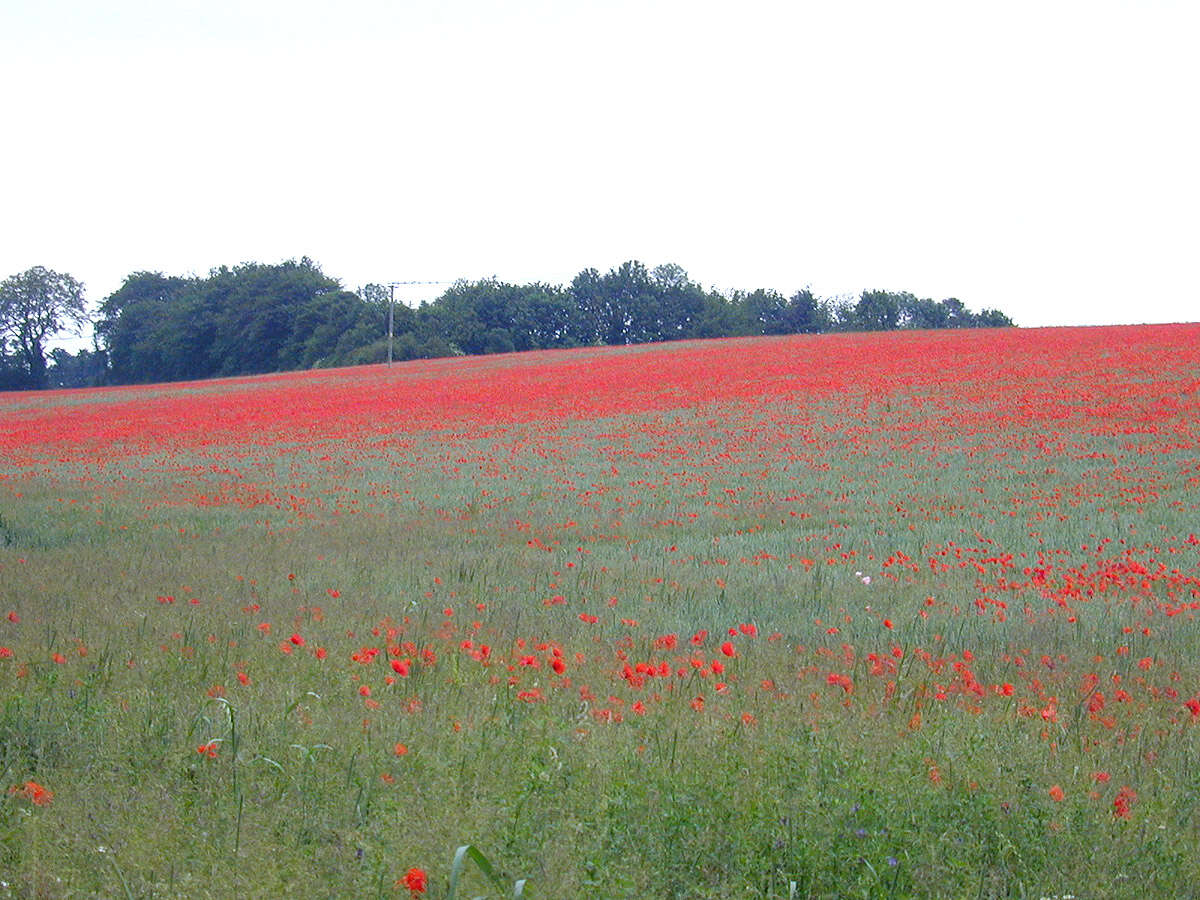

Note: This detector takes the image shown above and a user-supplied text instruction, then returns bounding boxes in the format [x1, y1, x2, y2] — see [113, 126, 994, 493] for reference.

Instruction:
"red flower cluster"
[9, 780, 52, 805]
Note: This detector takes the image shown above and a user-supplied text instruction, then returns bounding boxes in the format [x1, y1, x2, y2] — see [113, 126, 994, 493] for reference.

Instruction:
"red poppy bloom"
[9, 780, 53, 805]
[1113, 786, 1136, 819]
[401, 866, 427, 894]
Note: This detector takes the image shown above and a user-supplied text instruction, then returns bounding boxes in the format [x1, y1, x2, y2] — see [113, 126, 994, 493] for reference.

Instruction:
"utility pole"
[387, 283, 395, 365]
[384, 280, 452, 365]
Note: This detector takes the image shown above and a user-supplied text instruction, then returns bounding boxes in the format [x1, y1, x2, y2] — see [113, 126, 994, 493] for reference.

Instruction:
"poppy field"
[2, 324, 1200, 898]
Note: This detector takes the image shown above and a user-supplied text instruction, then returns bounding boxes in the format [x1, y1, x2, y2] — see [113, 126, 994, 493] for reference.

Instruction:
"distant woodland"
[1, 258, 1014, 390]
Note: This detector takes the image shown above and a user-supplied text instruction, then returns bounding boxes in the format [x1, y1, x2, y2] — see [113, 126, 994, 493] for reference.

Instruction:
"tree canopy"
[4, 258, 1016, 389]
[0, 266, 89, 389]
[96, 258, 384, 384]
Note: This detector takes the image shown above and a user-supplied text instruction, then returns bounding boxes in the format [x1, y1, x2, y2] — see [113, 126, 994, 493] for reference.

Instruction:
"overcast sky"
[2, 0, 1197, 345]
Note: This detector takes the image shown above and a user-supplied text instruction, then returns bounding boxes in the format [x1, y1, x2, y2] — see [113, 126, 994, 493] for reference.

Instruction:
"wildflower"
[1049, 785, 1064, 802]
[9, 780, 52, 805]
[196, 741, 219, 758]
[393, 742, 408, 757]
[925, 759, 942, 786]
[1113, 786, 1136, 819]
[720, 641, 736, 657]
[399, 866, 427, 894]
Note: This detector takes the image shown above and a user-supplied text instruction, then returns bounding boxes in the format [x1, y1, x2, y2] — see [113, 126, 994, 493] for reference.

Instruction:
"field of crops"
[2, 324, 1200, 898]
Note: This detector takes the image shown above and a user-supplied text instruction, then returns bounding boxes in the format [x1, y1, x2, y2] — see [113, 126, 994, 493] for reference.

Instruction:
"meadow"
[2, 324, 1200, 898]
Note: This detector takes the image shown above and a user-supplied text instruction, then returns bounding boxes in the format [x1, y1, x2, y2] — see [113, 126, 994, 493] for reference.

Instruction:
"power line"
[384, 280, 454, 365]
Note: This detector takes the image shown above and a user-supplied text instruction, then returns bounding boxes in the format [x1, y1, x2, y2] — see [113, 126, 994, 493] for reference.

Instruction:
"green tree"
[784, 289, 824, 334]
[505, 283, 575, 350]
[47, 347, 108, 388]
[820, 296, 857, 331]
[0, 266, 89, 389]
[650, 263, 706, 339]
[691, 291, 741, 338]
[939, 297, 975, 328]
[897, 294, 948, 330]
[603, 261, 655, 344]
[975, 307, 1015, 328]
[854, 290, 902, 331]
[96, 272, 201, 383]
[567, 268, 607, 345]
[97, 260, 383, 384]
[736, 288, 791, 335]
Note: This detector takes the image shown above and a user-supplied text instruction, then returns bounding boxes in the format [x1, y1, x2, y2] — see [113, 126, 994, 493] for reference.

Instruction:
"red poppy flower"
[401, 866, 427, 894]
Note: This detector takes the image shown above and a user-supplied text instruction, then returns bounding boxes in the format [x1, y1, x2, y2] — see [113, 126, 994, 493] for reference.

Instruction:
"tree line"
[0, 259, 1014, 390]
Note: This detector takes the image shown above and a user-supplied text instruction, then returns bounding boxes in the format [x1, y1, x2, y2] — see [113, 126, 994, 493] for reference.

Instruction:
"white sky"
[2, 0, 1197, 347]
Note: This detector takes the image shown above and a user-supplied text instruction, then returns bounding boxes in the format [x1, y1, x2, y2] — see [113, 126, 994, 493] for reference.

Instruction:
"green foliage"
[0, 266, 89, 389]
[447, 844, 528, 899]
[46, 347, 108, 389]
[85, 259, 1017, 387]
[95, 259, 387, 384]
